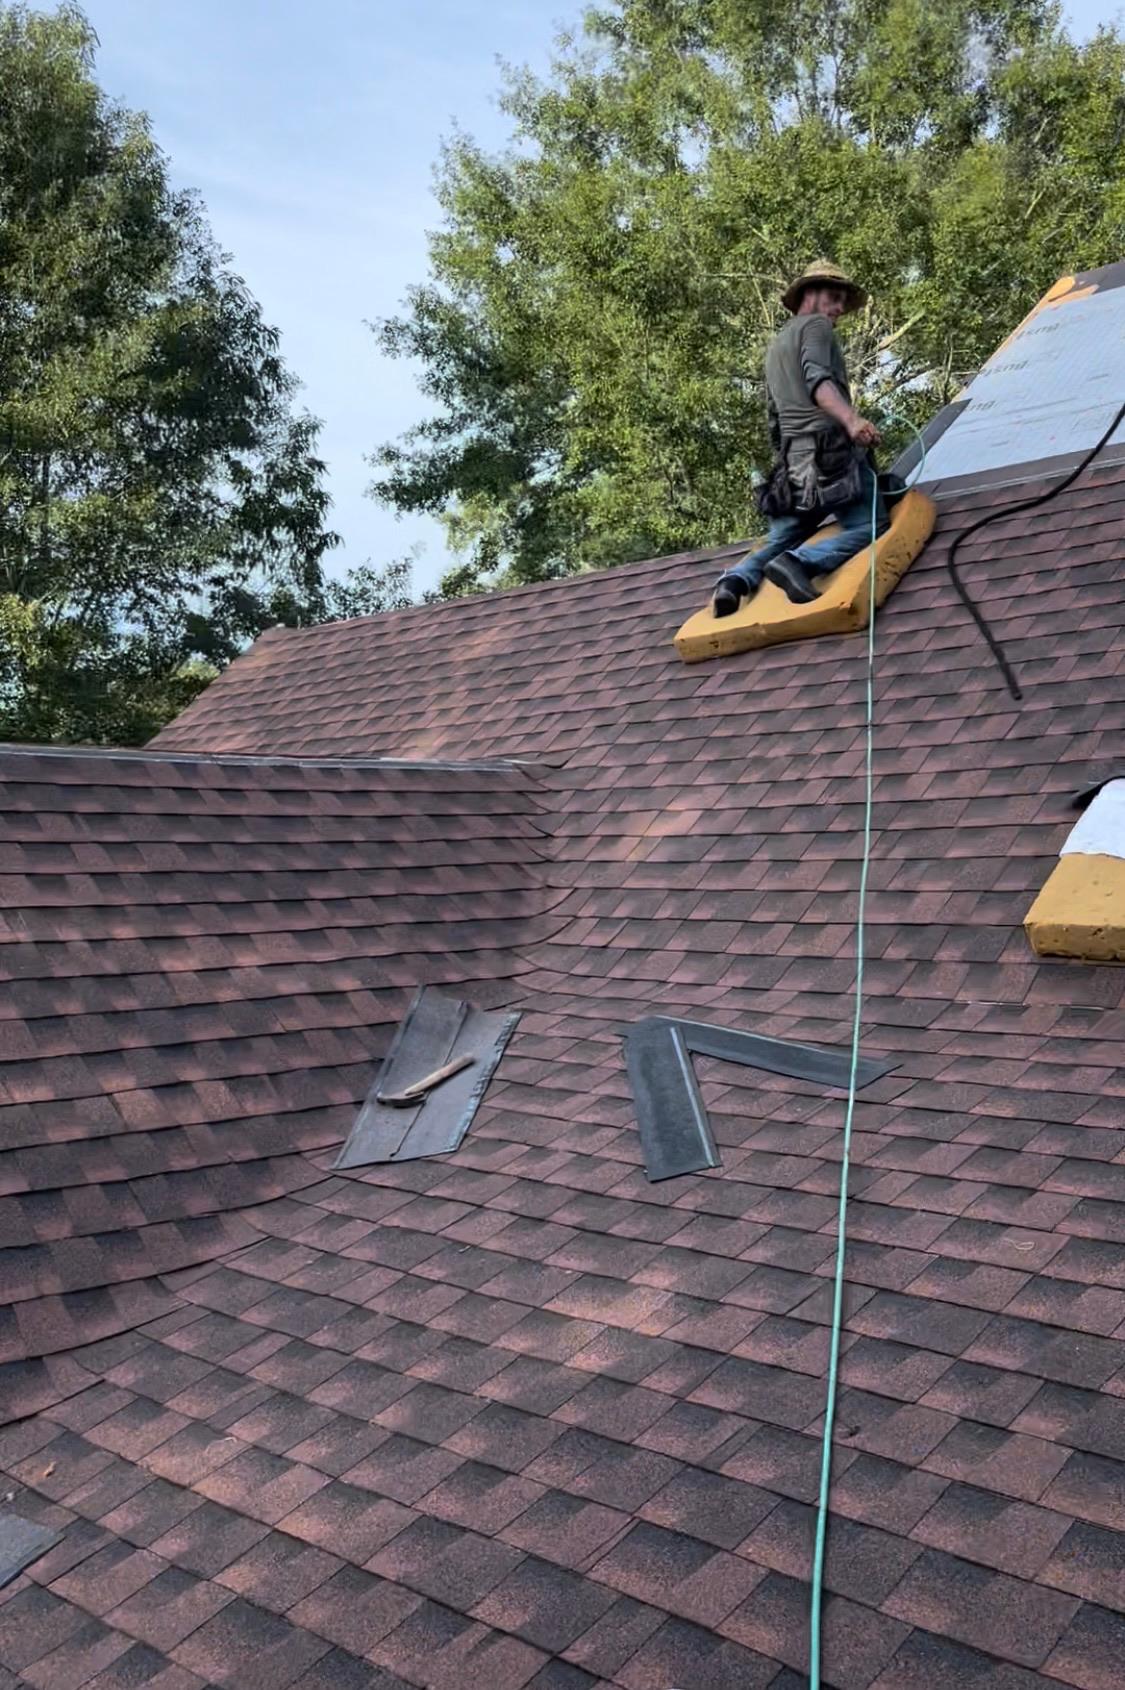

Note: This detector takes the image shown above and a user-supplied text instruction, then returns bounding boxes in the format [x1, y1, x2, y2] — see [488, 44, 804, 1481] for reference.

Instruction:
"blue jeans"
[728, 460, 888, 589]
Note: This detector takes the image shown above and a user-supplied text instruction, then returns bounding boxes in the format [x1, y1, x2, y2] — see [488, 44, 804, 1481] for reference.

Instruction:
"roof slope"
[0, 748, 558, 1383]
[2, 461, 1125, 1690]
[156, 464, 1125, 770]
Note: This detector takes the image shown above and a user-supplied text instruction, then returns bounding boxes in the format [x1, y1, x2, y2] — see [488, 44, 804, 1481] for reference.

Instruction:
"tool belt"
[755, 427, 866, 519]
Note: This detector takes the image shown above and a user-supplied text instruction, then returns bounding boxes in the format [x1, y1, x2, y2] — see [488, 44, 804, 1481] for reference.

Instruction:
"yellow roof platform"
[1025, 854, 1125, 963]
[674, 488, 937, 663]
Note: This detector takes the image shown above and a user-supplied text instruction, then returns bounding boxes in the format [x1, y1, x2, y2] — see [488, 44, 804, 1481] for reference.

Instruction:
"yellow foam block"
[1025, 853, 1125, 962]
[674, 489, 937, 663]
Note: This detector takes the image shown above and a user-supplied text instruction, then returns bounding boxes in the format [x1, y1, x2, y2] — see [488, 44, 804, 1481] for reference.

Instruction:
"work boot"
[764, 550, 819, 604]
[711, 572, 751, 618]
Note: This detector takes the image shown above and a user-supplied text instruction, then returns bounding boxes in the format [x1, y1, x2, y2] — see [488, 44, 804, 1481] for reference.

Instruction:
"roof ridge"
[0, 742, 545, 774]
[258, 538, 753, 642]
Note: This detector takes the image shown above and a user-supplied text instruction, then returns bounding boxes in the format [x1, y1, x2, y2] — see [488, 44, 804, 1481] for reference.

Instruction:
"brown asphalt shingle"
[1, 457, 1124, 1685]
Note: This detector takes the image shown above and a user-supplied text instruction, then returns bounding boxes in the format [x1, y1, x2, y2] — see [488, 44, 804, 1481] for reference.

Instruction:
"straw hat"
[781, 259, 867, 315]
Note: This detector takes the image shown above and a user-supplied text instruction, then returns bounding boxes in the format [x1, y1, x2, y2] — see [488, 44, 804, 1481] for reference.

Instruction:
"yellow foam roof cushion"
[1025, 854, 1125, 962]
[674, 488, 937, 663]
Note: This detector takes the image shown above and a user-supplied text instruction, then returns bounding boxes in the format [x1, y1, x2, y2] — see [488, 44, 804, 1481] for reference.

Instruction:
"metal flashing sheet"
[661, 1016, 897, 1090]
[625, 1018, 719, 1182]
[335, 988, 519, 1170]
[0, 1514, 61, 1588]
[627, 1016, 899, 1182]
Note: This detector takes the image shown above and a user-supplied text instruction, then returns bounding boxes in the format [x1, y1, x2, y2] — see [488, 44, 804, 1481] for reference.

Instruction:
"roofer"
[712, 260, 888, 616]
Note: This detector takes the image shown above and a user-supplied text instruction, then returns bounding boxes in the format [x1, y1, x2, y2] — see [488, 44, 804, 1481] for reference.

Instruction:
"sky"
[82, 0, 571, 596]
[82, 0, 1115, 597]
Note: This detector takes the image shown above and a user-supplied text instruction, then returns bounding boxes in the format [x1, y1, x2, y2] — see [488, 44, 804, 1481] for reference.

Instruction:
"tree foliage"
[323, 552, 416, 620]
[0, 3, 340, 743]
[371, 0, 1125, 594]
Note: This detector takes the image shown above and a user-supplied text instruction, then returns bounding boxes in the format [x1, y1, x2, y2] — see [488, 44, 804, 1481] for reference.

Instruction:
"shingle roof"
[0, 749, 557, 1385]
[3, 455, 1125, 1689]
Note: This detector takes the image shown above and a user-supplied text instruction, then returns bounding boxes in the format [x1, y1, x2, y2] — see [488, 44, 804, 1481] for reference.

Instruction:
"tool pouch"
[755, 458, 795, 520]
[813, 429, 864, 508]
[878, 470, 908, 508]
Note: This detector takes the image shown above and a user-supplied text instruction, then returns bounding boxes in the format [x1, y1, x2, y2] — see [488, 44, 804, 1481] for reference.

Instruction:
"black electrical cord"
[944, 396, 1125, 702]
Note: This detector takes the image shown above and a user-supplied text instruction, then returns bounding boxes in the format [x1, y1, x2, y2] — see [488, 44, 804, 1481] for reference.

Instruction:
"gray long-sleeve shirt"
[764, 312, 851, 451]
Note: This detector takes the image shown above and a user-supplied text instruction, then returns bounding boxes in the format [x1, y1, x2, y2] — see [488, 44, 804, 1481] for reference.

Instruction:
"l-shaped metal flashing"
[625, 1015, 898, 1181]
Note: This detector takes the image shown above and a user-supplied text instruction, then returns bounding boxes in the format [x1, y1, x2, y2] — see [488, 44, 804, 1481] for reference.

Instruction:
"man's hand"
[812, 381, 882, 448]
[846, 413, 882, 448]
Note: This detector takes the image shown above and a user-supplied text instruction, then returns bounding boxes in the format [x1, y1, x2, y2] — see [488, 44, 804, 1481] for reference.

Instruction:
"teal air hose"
[807, 424, 928, 1689]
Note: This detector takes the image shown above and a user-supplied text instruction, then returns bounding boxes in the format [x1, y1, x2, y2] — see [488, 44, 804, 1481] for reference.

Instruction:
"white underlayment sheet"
[922, 287, 1125, 481]
[1061, 780, 1125, 862]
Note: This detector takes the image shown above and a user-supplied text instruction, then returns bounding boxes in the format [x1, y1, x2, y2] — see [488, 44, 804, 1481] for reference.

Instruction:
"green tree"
[0, 2, 339, 743]
[371, 0, 1125, 594]
[323, 551, 417, 620]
